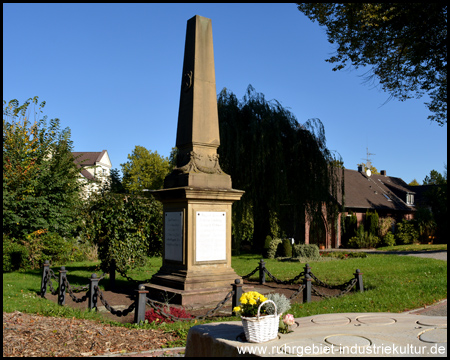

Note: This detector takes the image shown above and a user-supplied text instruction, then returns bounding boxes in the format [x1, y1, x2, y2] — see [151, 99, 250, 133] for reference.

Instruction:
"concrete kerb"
[184, 310, 447, 357]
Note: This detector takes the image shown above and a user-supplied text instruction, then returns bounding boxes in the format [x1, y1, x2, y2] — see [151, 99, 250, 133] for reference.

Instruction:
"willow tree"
[217, 85, 344, 252]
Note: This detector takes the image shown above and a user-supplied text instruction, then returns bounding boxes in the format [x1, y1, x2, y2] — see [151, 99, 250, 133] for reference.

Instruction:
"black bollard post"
[354, 269, 364, 293]
[259, 259, 266, 285]
[232, 279, 243, 315]
[40, 260, 50, 297]
[89, 273, 99, 310]
[58, 266, 67, 305]
[303, 273, 312, 303]
[304, 263, 311, 276]
[134, 284, 149, 324]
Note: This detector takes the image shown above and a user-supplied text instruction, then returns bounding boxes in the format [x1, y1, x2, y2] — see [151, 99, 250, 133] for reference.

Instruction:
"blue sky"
[3, 3, 447, 184]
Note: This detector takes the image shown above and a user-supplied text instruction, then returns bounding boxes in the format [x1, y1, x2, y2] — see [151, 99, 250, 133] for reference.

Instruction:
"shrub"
[381, 232, 396, 247]
[395, 219, 419, 245]
[144, 307, 193, 324]
[342, 212, 357, 247]
[365, 210, 379, 236]
[378, 216, 395, 238]
[263, 235, 272, 258]
[263, 293, 291, 315]
[348, 226, 380, 249]
[292, 244, 320, 260]
[3, 234, 29, 272]
[278, 239, 293, 258]
[266, 238, 282, 259]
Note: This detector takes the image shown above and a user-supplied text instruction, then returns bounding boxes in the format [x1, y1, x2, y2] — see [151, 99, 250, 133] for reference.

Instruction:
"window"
[406, 193, 414, 205]
[383, 194, 391, 201]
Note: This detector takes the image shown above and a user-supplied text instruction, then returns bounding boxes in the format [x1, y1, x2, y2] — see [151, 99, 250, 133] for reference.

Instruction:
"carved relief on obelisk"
[164, 15, 231, 189]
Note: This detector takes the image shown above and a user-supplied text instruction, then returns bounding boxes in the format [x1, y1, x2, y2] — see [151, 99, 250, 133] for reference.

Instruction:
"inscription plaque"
[195, 211, 226, 262]
[164, 211, 183, 261]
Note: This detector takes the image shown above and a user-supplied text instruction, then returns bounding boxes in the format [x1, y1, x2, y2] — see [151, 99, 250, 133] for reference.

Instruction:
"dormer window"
[406, 193, 414, 205]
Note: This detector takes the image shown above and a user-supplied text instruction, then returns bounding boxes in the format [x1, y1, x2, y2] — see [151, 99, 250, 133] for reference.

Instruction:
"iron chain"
[264, 268, 305, 285]
[95, 285, 136, 317]
[311, 278, 357, 299]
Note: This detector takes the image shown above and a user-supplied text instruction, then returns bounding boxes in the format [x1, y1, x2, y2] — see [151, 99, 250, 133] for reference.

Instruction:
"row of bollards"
[40, 261, 149, 324]
[232, 260, 364, 314]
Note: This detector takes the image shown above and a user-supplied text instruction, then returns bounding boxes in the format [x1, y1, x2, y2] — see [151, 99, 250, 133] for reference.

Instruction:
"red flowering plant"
[145, 306, 193, 324]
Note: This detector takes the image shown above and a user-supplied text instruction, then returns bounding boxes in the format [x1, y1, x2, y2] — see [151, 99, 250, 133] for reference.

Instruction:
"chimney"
[380, 170, 387, 176]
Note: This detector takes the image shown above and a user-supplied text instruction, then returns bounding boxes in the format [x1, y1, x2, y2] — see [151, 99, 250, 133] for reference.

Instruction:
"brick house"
[304, 166, 416, 249]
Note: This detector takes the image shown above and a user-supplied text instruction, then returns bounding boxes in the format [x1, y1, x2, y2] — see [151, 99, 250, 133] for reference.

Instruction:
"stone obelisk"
[146, 15, 244, 307]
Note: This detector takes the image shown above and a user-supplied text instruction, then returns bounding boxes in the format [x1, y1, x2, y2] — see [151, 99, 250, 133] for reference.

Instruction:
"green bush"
[348, 226, 380, 249]
[263, 235, 272, 258]
[278, 239, 293, 258]
[395, 220, 419, 245]
[342, 212, 357, 248]
[82, 191, 163, 273]
[365, 210, 379, 236]
[381, 232, 396, 247]
[266, 238, 282, 259]
[292, 244, 320, 260]
[3, 234, 29, 272]
[378, 216, 395, 238]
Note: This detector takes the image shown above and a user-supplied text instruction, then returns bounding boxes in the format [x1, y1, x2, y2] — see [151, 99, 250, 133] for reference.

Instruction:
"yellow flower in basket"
[235, 291, 268, 318]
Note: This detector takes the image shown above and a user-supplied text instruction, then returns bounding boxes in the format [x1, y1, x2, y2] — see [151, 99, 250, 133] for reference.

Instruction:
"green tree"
[422, 167, 447, 243]
[297, 3, 447, 125]
[217, 85, 343, 252]
[3, 97, 84, 240]
[121, 146, 172, 193]
[408, 179, 420, 186]
[109, 168, 125, 193]
[423, 169, 447, 185]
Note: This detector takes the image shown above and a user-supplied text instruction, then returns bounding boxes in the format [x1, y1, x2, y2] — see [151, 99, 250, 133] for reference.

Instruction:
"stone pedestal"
[146, 187, 243, 306]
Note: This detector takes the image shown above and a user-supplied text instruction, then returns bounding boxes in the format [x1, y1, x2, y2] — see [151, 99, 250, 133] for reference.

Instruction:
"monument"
[145, 15, 244, 307]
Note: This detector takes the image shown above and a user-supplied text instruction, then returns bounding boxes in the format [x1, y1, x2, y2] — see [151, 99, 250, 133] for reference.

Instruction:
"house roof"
[341, 169, 414, 212]
[72, 151, 107, 167]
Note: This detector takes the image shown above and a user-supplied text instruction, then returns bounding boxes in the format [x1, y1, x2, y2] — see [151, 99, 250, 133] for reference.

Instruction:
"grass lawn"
[3, 247, 447, 345]
[376, 243, 447, 252]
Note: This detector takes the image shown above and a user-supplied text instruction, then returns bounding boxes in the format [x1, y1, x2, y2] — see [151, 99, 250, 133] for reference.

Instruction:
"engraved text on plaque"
[164, 211, 183, 261]
[195, 211, 226, 262]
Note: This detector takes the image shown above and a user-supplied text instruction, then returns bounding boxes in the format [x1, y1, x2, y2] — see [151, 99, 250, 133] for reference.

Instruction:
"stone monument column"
[146, 15, 244, 307]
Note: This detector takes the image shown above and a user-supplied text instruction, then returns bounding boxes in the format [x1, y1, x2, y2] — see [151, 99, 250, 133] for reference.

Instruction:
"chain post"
[232, 279, 243, 315]
[40, 260, 50, 297]
[58, 266, 67, 305]
[354, 269, 364, 292]
[134, 284, 149, 324]
[89, 273, 99, 310]
[303, 273, 312, 303]
[304, 263, 311, 276]
[259, 259, 266, 284]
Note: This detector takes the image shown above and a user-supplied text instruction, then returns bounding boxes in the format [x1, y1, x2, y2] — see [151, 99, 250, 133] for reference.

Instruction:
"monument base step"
[145, 283, 235, 308]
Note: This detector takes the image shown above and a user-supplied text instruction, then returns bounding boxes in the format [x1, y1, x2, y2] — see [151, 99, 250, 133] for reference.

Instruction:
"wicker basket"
[241, 300, 280, 343]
